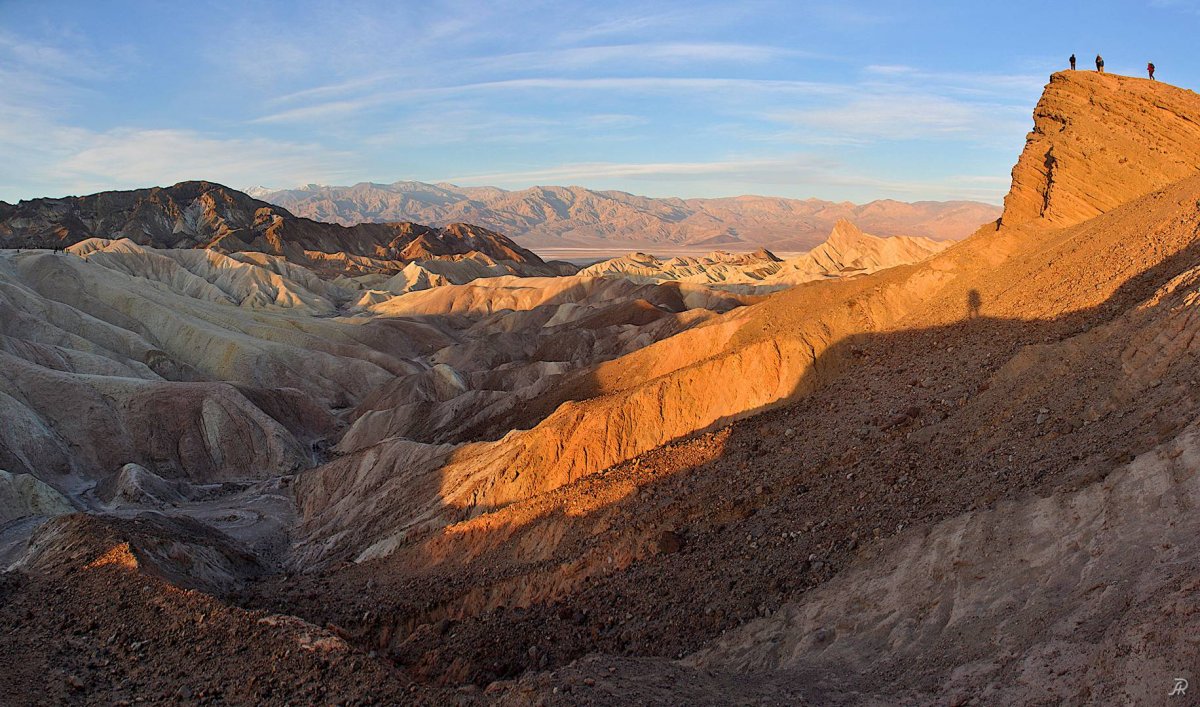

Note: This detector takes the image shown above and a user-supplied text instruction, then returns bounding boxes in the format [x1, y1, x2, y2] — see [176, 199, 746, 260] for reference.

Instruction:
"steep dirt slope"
[255, 180, 1000, 251]
[261, 169, 1200, 681]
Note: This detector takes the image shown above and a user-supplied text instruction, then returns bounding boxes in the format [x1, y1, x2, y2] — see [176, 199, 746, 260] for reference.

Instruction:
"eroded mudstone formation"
[4, 71, 1200, 705]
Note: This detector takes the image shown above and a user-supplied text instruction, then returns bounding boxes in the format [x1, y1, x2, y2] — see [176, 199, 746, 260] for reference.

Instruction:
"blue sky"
[2, 0, 1198, 204]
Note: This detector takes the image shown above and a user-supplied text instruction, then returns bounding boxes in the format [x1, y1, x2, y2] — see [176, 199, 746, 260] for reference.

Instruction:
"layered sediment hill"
[804, 218, 946, 271]
[253, 181, 1000, 251]
[1002, 70, 1200, 227]
[579, 219, 948, 292]
[0, 181, 559, 276]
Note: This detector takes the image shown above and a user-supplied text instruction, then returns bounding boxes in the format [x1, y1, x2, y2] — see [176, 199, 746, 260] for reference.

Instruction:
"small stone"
[656, 530, 685, 555]
[66, 675, 85, 691]
[784, 428, 796, 438]
[583, 677, 596, 687]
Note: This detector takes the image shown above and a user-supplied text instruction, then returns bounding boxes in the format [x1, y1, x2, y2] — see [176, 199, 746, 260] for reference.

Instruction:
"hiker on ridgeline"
[1070, 53, 1076, 70]
[1148, 62, 1156, 80]
[1096, 54, 1105, 73]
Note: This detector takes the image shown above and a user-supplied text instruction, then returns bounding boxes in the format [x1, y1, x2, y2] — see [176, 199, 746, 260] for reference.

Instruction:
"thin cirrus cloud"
[362, 110, 650, 147]
[0, 33, 353, 199]
[262, 41, 811, 110]
[253, 76, 845, 125]
[764, 94, 1029, 144]
[444, 157, 821, 183]
[551, 9, 709, 44]
[12, 128, 354, 198]
[440, 158, 1008, 202]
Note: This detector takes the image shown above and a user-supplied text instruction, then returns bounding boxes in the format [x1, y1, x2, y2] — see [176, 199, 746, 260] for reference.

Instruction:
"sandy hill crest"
[580, 218, 948, 291]
[0, 181, 554, 276]
[1003, 70, 1200, 228]
[804, 217, 946, 272]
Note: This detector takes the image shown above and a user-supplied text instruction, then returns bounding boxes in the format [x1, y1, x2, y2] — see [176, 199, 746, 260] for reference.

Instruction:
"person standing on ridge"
[1148, 62, 1156, 80]
[1096, 54, 1105, 73]
[1070, 54, 1076, 70]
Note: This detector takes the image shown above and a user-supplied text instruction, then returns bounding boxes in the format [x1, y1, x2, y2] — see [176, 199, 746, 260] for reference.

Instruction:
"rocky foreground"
[2, 70, 1200, 705]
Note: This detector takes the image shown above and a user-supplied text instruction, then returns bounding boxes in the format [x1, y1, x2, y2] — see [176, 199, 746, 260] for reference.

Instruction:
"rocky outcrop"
[0, 181, 556, 276]
[0, 470, 73, 524]
[802, 218, 946, 272]
[1002, 71, 1200, 227]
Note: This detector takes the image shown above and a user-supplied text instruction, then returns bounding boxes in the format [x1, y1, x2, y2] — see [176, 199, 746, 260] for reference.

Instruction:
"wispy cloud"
[265, 41, 808, 109]
[861, 64, 1047, 97]
[764, 93, 1028, 144]
[361, 109, 649, 147]
[50, 129, 354, 193]
[440, 157, 1008, 202]
[443, 157, 824, 184]
[552, 10, 696, 44]
[254, 76, 843, 124]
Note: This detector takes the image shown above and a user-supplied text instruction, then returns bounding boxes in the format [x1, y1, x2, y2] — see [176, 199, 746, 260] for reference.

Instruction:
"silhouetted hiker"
[1070, 54, 1076, 70]
[1096, 55, 1105, 73]
[1148, 62, 1156, 80]
[967, 289, 982, 319]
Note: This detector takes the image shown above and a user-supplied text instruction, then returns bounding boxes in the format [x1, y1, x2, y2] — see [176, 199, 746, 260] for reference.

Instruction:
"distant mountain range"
[247, 182, 1002, 252]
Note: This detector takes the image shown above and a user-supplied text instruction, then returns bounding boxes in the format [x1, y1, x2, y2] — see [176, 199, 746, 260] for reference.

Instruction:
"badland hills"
[2, 70, 1200, 704]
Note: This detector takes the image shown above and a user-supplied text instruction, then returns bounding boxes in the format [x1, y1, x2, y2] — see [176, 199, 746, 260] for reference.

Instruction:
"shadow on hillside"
[340, 276, 751, 446]
[260, 232, 1200, 686]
